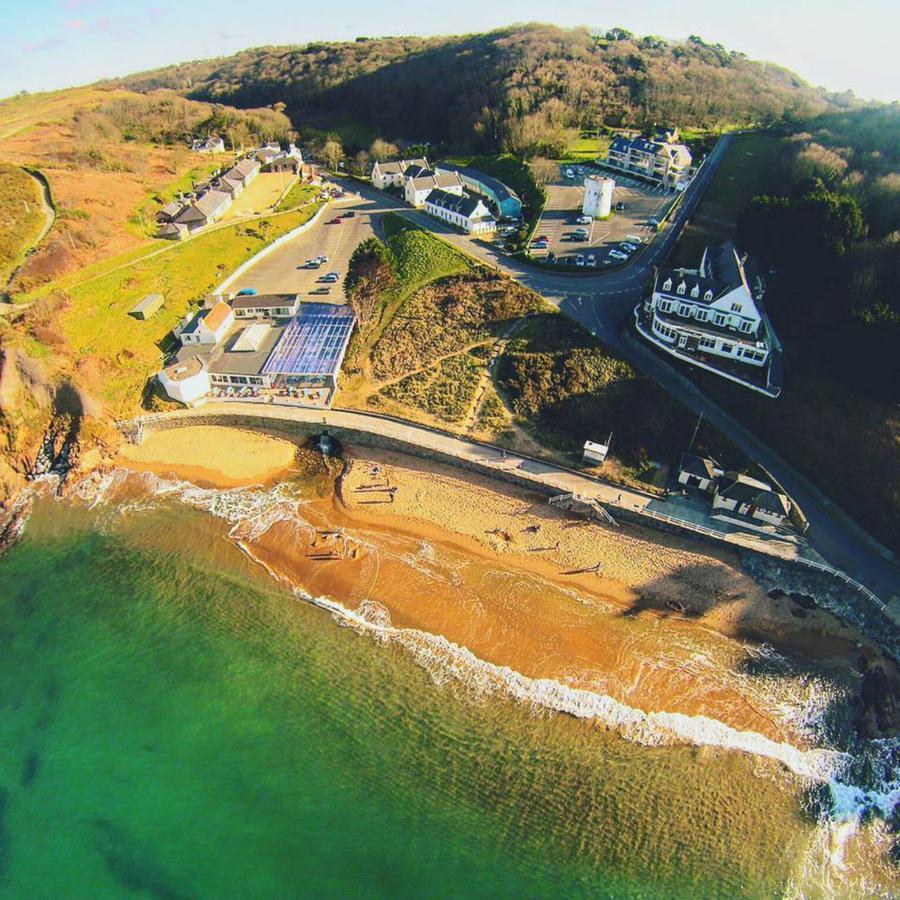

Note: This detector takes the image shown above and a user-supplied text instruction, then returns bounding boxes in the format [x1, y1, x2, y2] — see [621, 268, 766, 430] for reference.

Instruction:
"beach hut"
[129, 293, 165, 320]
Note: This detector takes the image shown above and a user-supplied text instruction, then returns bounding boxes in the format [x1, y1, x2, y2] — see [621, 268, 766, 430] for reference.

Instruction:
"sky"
[2, 0, 898, 103]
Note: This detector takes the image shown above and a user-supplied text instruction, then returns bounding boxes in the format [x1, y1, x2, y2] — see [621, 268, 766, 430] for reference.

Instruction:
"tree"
[353, 150, 372, 176]
[530, 158, 558, 185]
[370, 138, 399, 162]
[321, 140, 344, 171]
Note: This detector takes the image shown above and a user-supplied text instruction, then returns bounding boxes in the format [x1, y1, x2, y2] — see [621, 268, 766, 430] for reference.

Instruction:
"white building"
[176, 301, 235, 346]
[424, 189, 497, 234]
[231, 294, 301, 320]
[405, 170, 464, 207]
[157, 357, 212, 406]
[371, 157, 429, 190]
[677, 453, 724, 492]
[191, 135, 225, 154]
[583, 175, 615, 218]
[712, 473, 791, 527]
[640, 241, 776, 375]
[606, 128, 693, 189]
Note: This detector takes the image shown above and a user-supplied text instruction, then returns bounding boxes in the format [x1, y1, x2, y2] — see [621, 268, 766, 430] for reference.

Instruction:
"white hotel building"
[636, 242, 782, 396]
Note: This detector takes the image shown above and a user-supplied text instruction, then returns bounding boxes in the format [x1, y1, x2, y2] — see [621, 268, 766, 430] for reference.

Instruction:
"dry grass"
[0, 164, 45, 284]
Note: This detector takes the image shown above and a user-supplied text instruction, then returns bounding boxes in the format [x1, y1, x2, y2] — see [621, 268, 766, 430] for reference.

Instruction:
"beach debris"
[562, 561, 604, 575]
[666, 599, 688, 615]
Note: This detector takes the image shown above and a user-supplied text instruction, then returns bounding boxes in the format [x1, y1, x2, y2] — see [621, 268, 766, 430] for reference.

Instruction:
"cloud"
[67, 18, 88, 31]
[24, 38, 64, 53]
[57, 0, 97, 10]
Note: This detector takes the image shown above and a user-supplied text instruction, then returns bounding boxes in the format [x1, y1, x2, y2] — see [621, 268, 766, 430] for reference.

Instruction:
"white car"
[609, 250, 628, 261]
[586, 254, 597, 267]
[577, 215, 592, 225]
[625, 235, 643, 245]
[621, 243, 638, 252]
[575, 254, 585, 267]
[565, 169, 575, 179]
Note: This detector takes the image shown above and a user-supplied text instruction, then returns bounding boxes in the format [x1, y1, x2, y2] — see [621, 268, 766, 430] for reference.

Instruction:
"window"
[699, 337, 717, 350]
[721, 343, 734, 354]
[695, 309, 709, 322]
[740, 321, 754, 334]
[730, 302, 743, 312]
[678, 304, 690, 317]
[658, 299, 672, 313]
[713, 313, 727, 326]
[676, 282, 686, 295]
[662, 277, 672, 292]
[704, 290, 713, 301]
[690, 284, 700, 298]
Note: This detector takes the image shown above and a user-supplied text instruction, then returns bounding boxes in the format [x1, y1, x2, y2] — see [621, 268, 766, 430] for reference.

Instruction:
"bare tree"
[321, 139, 345, 171]
[353, 149, 372, 176]
[530, 157, 558, 185]
[370, 138, 399, 162]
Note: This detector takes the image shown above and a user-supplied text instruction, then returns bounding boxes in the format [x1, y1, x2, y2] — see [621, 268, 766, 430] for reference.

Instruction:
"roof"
[718, 473, 790, 515]
[375, 157, 428, 176]
[435, 163, 521, 205]
[232, 323, 271, 352]
[186, 190, 231, 220]
[231, 293, 299, 311]
[655, 269, 730, 305]
[679, 453, 721, 480]
[130, 293, 164, 315]
[261, 303, 356, 378]
[408, 171, 462, 192]
[162, 356, 206, 383]
[233, 158, 260, 178]
[701, 241, 746, 289]
[202, 300, 233, 332]
[426, 188, 492, 219]
[207, 323, 286, 377]
[158, 201, 183, 219]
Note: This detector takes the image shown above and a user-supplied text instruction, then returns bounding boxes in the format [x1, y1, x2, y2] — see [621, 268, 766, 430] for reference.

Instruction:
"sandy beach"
[117, 425, 298, 487]
[112, 426, 897, 743]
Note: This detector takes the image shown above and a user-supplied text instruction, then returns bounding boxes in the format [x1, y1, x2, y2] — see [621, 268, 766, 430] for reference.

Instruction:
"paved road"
[228, 142, 900, 602]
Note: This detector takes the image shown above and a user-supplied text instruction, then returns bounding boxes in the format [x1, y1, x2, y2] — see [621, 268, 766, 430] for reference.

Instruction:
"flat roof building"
[129, 293, 164, 320]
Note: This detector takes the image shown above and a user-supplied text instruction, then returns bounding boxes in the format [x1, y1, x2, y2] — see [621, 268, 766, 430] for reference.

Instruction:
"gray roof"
[679, 453, 721, 480]
[702, 241, 746, 289]
[194, 190, 231, 218]
[207, 323, 286, 377]
[425, 188, 491, 219]
[409, 171, 461, 192]
[232, 294, 299, 311]
[718, 473, 789, 515]
[233, 157, 260, 178]
[435, 163, 521, 205]
[375, 157, 429, 176]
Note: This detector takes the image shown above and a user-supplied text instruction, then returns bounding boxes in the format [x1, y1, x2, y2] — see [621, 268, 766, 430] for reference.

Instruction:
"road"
[225, 140, 900, 603]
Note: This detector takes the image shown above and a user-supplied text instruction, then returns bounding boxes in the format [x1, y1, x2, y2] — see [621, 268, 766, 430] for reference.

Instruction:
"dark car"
[342, 210, 356, 218]
[311, 287, 332, 295]
[615, 201, 626, 211]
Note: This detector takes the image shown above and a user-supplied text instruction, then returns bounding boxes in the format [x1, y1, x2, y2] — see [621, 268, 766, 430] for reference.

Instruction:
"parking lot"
[531, 165, 674, 268]
[229, 194, 384, 300]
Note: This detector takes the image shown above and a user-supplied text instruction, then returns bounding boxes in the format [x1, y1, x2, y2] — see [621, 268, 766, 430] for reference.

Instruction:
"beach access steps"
[549, 492, 619, 528]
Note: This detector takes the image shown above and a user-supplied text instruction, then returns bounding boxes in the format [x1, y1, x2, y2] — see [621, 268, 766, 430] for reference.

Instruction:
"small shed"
[129, 294, 165, 320]
[583, 435, 611, 465]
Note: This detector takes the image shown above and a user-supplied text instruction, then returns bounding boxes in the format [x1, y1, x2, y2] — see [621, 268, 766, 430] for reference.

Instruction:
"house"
[231, 294, 301, 319]
[254, 142, 283, 164]
[157, 356, 212, 406]
[404, 170, 464, 207]
[157, 221, 189, 241]
[174, 189, 233, 231]
[677, 453, 724, 492]
[424, 189, 497, 234]
[712, 473, 791, 527]
[605, 133, 692, 189]
[191, 135, 225, 154]
[176, 300, 235, 346]
[220, 157, 261, 196]
[156, 200, 184, 223]
[265, 156, 300, 175]
[434, 164, 523, 219]
[370, 157, 429, 190]
[129, 293, 165, 321]
[637, 241, 782, 395]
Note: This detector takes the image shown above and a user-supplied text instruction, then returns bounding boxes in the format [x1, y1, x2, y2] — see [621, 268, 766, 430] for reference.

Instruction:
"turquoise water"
[0, 495, 884, 897]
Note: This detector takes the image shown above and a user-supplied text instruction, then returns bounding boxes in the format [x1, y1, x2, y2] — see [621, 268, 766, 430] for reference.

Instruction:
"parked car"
[615, 201, 626, 211]
[533, 235, 550, 244]
[626, 234, 644, 244]
[330, 217, 343, 224]
[343, 210, 356, 218]
[572, 233, 589, 242]
[565, 168, 575, 179]
[586, 254, 596, 267]
[316, 255, 329, 264]
[574, 227, 588, 235]
[305, 260, 322, 269]
[311, 287, 332, 295]
[621, 242, 638, 252]
[609, 249, 628, 260]
[576, 215, 592, 225]
[575, 254, 585, 267]
[236, 288, 257, 296]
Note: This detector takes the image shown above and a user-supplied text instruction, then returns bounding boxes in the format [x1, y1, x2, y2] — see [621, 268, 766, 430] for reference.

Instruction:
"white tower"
[583, 175, 615, 219]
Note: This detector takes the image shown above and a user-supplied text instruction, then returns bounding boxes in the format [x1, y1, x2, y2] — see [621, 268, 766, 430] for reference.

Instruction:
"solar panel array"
[261, 303, 356, 378]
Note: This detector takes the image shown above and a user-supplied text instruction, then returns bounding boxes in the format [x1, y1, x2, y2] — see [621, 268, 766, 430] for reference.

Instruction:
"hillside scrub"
[380, 352, 483, 423]
[0, 164, 46, 285]
[498, 315, 743, 469]
[113, 25, 833, 154]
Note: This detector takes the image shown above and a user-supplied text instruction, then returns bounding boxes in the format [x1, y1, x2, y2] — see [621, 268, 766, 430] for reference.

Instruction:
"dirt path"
[3, 167, 56, 299]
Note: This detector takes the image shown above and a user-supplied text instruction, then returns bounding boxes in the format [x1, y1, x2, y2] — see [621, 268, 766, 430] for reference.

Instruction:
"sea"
[0, 470, 897, 898]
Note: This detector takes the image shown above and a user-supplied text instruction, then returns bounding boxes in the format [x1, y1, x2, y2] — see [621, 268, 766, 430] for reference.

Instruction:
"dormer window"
[690, 284, 700, 298]
[704, 290, 713, 301]
[730, 302, 743, 313]
[676, 282, 686, 295]
[663, 277, 672, 292]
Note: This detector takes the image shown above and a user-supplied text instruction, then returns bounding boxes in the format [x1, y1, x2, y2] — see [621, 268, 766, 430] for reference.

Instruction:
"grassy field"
[9, 203, 322, 415]
[132, 160, 227, 235]
[0, 164, 46, 285]
[672, 132, 788, 263]
[276, 182, 319, 212]
[557, 135, 609, 163]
